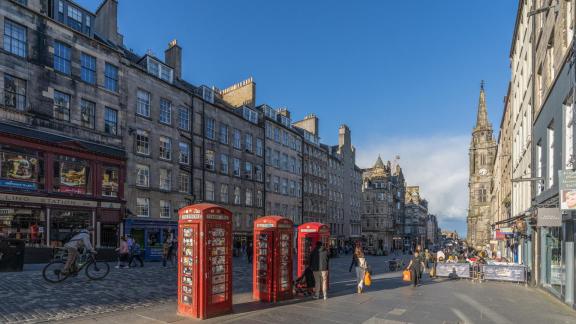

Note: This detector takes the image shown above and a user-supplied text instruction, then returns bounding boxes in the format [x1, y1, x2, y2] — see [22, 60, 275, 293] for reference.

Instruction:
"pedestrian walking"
[115, 236, 130, 269]
[349, 245, 368, 294]
[246, 241, 253, 263]
[166, 232, 176, 265]
[129, 239, 144, 267]
[162, 237, 173, 267]
[309, 241, 329, 300]
[406, 251, 425, 287]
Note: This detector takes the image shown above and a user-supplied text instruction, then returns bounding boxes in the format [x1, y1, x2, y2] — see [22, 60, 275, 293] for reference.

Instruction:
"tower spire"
[475, 81, 489, 129]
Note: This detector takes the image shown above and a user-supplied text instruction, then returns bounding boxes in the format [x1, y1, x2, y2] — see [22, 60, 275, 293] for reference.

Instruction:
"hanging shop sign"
[559, 170, 576, 210]
[499, 227, 514, 234]
[536, 207, 561, 227]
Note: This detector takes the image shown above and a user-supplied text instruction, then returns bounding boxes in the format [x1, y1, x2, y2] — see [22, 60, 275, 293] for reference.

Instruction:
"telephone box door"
[298, 236, 312, 278]
[255, 232, 274, 301]
[205, 221, 232, 317]
[178, 223, 199, 316]
[277, 231, 293, 300]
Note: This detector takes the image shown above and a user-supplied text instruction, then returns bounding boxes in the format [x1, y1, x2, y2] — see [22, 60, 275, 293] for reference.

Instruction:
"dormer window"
[243, 107, 258, 124]
[67, 6, 82, 31]
[146, 56, 173, 83]
[52, 1, 94, 36]
[279, 115, 291, 127]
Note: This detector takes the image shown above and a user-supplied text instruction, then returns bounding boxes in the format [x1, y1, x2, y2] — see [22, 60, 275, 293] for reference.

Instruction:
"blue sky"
[80, 0, 518, 235]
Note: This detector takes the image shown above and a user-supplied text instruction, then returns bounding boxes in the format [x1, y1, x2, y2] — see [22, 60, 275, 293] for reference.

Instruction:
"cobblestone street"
[1, 255, 575, 324]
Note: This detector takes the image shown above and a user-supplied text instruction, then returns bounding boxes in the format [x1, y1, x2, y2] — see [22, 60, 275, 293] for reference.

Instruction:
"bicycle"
[42, 248, 110, 283]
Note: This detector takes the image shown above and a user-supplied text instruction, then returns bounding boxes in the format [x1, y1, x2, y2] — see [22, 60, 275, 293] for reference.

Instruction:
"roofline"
[509, 0, 526, 58]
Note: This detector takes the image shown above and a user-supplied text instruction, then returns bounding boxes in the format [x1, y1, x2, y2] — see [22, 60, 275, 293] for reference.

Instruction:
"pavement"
[0, 254, 574, 324]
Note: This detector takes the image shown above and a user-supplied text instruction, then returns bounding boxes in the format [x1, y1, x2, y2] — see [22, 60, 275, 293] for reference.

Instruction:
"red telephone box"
[252, 216, 294, 302]
[297, 222, 330, 279]
[177, 203, 232, 319]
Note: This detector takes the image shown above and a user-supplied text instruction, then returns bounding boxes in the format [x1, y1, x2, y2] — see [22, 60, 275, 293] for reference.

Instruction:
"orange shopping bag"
[402, 270, 411, 282]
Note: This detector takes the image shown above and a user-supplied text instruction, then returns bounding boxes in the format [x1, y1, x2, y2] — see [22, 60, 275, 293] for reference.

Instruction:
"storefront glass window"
[53, 156, 91, 194]
[546, 227, 565, 296]
[0, 146, 44, 190]
[0, 208, 46, 246]
[102, 166, 119, 197]
[50, 210, 91, 247]
[100, 224, 118, 249]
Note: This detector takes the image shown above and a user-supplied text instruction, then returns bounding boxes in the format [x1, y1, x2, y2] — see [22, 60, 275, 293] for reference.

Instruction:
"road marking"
[135, 314, 167, 323]
[388, 308, 406, 316]
[362, 317, 412, 324]
[454, 293, 512, 324]
[451, 307, 475, 324]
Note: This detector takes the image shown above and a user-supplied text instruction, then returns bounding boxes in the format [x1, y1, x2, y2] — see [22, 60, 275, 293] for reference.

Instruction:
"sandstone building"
[467, 85, 497, 248]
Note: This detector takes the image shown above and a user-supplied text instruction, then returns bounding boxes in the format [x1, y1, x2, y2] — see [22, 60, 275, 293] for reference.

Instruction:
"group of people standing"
[115, 234, 144, 269]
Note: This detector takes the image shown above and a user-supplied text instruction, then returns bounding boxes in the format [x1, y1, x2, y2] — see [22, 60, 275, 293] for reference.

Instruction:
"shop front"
[124, 218, 177, 261]
[537, 205, 574, 308]
[0, 123, 125, 263]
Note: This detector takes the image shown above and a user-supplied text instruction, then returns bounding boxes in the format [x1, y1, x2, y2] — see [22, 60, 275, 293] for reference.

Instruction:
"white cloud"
[356, 134, 469, 235]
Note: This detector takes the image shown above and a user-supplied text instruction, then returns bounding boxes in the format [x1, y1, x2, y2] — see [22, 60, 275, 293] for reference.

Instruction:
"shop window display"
[53, 156, 91, 194]
[546, 227, 565, 295]
[49, 210, 91, 247]
[0, 208, 45, 246]
[0, 147, 44, 190]
[102, 166, 119, 197]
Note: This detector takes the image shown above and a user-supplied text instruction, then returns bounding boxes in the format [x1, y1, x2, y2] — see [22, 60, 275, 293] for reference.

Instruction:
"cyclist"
[62, 226, 96, 275]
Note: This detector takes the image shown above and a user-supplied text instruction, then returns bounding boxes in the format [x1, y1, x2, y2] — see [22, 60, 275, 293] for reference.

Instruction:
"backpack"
[131, 242, 141, 255]
[63, 230, 80, 244]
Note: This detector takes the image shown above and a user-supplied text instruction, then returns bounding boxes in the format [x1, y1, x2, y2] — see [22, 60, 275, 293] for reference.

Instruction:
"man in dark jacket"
[309, 241, 329, 300]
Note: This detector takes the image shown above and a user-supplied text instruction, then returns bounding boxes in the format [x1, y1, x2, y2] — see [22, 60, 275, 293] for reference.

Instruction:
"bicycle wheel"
[42, 261, 69, 283]
[85, 260, 110, 280]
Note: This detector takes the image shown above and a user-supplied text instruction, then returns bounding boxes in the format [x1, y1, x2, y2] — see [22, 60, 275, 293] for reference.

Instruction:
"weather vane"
[480, 80, 486, 90]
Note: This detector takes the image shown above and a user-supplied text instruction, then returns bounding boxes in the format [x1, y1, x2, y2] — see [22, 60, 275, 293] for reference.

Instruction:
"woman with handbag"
[406, 251, 425, 287]
[349, 245, 369, 293]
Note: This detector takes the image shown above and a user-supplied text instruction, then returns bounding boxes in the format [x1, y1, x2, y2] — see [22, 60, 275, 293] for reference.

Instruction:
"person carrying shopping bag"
[406, 251, 426, 287]
[349, 245, 369, 294]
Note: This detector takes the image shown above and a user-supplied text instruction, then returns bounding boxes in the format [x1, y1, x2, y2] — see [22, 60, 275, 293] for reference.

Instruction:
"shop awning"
[492, 212, 530, 227]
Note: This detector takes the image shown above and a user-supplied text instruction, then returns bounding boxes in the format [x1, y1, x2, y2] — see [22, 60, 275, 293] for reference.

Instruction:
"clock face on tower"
[478, 168, 488, 176]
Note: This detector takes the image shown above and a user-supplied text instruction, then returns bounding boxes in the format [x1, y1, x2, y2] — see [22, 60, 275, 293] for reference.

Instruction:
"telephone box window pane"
[181, 225, 196, 305]
[209, 225, 228, 304]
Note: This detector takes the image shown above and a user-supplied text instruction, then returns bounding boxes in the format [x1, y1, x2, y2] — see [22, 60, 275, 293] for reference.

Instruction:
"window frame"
[104, 63, 119, 92]
[135, 164, 150, 188]
[104, 107, 118, 135]
[53, 90, 71, 121]
[159, 98, 172, 125]
[3, 19, 27, 57]
[136, 89, 151, 117]
[53, 41, 71, 75]
[3, 74, 26, 111]
[80, 99, 95, 129]
[80, 52, 96, 84]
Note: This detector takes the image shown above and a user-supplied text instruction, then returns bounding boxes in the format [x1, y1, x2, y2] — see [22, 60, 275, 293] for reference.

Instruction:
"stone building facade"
[294, 114, 327, 224]
[529, 0, 575, 306]
[405, 186, 428, 250]
[335, 125, 363, 241]
[467, 85, 497, 248]
[0, 0, 126, 261]
[361, 157, 405, 254]
[120, 42, 194, 258]
[327, 145, 344, 246]
[260, 104, 303, 225]
[204, 79, 266, 245]
[490, 83, 512, 259]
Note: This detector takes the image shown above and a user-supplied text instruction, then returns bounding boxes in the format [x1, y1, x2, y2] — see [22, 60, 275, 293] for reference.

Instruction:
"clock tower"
[467, 83, 497, 248]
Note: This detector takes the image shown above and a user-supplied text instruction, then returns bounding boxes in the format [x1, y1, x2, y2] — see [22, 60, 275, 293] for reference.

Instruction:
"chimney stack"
[94, 0, 123, 46]
[165, 39, 182, 80]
